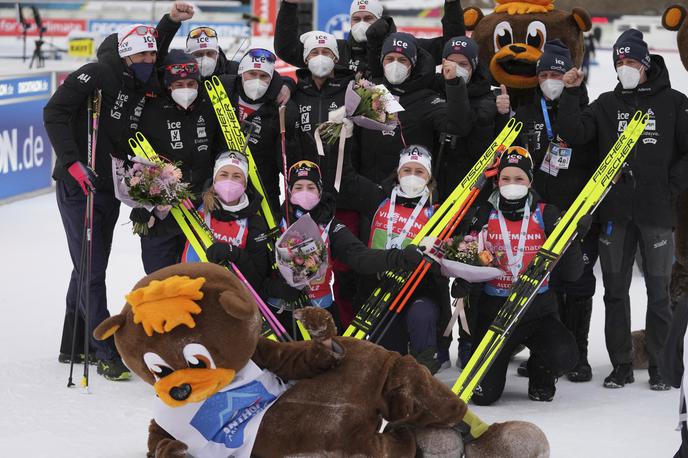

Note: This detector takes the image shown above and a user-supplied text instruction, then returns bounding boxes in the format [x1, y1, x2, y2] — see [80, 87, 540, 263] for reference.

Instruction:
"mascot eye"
[494, 21, 514, 50]
[143, 352, 174, 381]
[526, 21, 547, 51]
[183, 343, 216, 370]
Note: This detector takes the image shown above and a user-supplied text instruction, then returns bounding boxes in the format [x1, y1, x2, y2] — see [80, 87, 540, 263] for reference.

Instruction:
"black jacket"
[433, 64, 497, 201]
[354, 47, 468, 185]
[508, 86, 597, 212]
[208, 187, 271, 291]
[43, 14, 179, 192]
[218, 73, 297, 215]
[466, 190, 583, 322]
[557, 55, 688, 227]
[274, 0, 465, 75]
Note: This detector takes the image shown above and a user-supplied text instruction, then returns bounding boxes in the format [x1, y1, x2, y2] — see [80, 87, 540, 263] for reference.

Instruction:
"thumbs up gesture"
[496, 84, 511, 115]
[563, 68, 585, 88]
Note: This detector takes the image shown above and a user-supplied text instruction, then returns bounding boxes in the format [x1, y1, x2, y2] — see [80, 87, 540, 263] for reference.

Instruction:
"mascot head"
[663, 4, 688, 71]
[94, 263, 261, 407]
[464, 0, 591, 89]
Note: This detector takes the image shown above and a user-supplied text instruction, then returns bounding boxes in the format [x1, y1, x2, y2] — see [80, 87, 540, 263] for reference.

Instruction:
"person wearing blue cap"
[495, 40, 599, 383]
[558, 28, 688, 391]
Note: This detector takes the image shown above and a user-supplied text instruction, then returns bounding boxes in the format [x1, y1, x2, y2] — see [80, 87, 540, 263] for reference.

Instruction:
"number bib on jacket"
[368, 195, 433, 250]
[484, 203, 548, 296]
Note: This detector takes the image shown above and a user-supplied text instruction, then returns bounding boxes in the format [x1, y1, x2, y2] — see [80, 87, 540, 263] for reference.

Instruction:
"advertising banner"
[0, 73, 53, 200]
[0, 18, 86, 37]
[252, 0, 278, 38]
[315, 0, 351, 40]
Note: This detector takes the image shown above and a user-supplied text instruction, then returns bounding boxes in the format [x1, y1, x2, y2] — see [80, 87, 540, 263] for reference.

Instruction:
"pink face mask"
[214, 179, 245, 203]
[290, 190, 320, 210]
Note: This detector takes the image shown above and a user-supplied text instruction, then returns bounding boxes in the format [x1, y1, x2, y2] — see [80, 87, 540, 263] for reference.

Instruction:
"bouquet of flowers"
[276, 214, 328, 289]
[319, 77, 404, 144]
[438, 232, 505, 282]
[113, 157, 192, 236]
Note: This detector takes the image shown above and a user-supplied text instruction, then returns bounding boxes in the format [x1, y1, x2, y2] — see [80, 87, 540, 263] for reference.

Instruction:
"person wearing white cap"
[345, 145, 449, 374]
[210, 48, 296, 213]
[275, 0, 465, 75]
[182, 151, 271, 292]
[42, 1, 195, 382]
[185, 26, 222, 78]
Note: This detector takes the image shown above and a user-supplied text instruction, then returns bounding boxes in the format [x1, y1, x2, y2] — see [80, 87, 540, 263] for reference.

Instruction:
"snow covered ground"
[2, 48, 688, 456]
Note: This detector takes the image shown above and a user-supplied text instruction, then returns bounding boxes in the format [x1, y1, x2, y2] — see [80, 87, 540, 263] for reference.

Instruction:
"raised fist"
[170, 2, 194, 22]
[496, 84, 511, 115]
[563, 68, 585, 88]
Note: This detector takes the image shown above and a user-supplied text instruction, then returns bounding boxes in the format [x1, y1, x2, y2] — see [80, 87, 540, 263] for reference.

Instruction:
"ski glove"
[451, 278, 471, 299]
[366, 16, 396, 47]
[576, 214, 593, 239]
[396, 245, 424, 271]
[206, 242, 240, 265]
[67, 161, 96, 195]
[274, 281, 304, 303]
[130, 208, 153, 225]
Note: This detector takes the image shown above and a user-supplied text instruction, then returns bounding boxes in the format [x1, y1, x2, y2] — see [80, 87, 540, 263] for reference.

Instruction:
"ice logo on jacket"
[190, 380, 276, 448]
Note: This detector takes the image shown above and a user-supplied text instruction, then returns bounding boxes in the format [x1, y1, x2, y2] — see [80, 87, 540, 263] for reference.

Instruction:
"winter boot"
[562, 295, 593, 382]
[97, 357, 132, 381]
[458, 339, 472, 369]
[603, 363, 634, 388]
[649, 366, 671, 391]
[411, 346, 441, 375]
[517, 360, 529, 377]
[528, 360, 556, 402]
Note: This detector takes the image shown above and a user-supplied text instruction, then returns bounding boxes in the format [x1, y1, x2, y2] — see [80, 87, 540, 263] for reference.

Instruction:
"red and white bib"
[368, 191, 433, 250]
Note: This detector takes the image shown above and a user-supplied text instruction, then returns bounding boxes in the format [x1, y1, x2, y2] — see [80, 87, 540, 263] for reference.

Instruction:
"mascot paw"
[465, 421, 549, 458]
[415, 427, 464, 458]
[671, 262, 688, 301]
[155, 438, 188, 457]
[631, 329, 649, 370]
[293, 307, 337, 340]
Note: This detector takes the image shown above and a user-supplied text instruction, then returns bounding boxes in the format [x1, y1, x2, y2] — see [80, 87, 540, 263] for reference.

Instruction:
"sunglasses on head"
[122, 25, 158, 40]
[500, 147, 534, 168]
[166, 62, 199, 77]
[188, 27, 217, 39]
[246, 48, 276, 63]
[288, 160, 321, 180]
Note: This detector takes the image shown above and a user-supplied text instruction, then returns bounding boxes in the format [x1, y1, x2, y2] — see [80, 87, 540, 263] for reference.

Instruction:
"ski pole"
[278, 105, 290, 227]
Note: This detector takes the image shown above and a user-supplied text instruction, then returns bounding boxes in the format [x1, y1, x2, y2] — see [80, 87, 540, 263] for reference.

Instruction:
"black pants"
[140, 232, 187, 274]
[551, 223, 599, 297]
[472, 305, 577, 406]
[377, 296, 438, 356]
[599, 219, 673, 366]
[56, 180, 120, 361]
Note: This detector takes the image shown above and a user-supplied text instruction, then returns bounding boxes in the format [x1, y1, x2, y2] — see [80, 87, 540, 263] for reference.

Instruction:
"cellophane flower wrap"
[113, 157, 192, 236]
[276, 214, 328, 289]
[439, 232, 505, 282]
[319, 77, 404, 144]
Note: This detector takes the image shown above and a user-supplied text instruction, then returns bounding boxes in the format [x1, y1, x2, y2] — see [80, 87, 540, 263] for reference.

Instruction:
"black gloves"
[451, 278, 471, 299]
[577, 214, 593, 239]
[130, 208, 153, 224]
[274, 282, 304, 303]
[366, 16, 396, 47]
[396, 245, 424, 271]
[206, 242, 240, 265]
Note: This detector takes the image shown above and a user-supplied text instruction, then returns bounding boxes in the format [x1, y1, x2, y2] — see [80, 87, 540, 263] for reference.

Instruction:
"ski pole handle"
[279, 105, 286, 134]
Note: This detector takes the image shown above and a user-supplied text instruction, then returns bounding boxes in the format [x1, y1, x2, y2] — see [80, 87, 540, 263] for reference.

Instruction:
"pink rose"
[149, 185, 161, 196]
[294, 256, 304, 265]
[129, 176, 141, 186]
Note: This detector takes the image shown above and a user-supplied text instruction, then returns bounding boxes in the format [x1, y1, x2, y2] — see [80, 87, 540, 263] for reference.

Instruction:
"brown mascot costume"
[663, 4, 688, 304]
[464, 0, 591, 107]
[95, 263, 550, 457]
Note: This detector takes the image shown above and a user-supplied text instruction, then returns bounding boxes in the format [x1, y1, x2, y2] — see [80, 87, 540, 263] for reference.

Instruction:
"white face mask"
[350, 21, 370, 43]
[242, 78, 270, 100]
[171, 88, 198, 110]
[540, 78, 565, 100]
[453, 63, 471, 84]
[499, 184, 529, 201]
[308, 55, 335, 78]
[384, 61, 410, 85]
[196, 56, 217, 78]
[399, 175, 427, 197]
[617, 65, 642, 90]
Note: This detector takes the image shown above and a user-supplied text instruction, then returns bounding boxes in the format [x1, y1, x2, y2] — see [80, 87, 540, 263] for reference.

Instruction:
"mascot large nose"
[509, 44, 526, 54]
[170, 383, 192, 401]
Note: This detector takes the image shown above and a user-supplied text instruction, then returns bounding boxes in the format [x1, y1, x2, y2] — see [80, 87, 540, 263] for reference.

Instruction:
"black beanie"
[381, 32, 418, 66]
[162, 49, 201, 87]
[498, 146, 533, 182]
[536, 39, 572, 74]
[442, 36, 479, 70]
[613, 29, 651, 69]
[288, 160, 323, 191]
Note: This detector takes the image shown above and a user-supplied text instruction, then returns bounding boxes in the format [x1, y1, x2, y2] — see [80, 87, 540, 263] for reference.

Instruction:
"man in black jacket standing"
[43, 3, 194, 381]
[558, 29, 688, 390]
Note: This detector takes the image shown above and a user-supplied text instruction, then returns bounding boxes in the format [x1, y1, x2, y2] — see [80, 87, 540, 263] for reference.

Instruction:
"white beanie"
[214, 151, 249, 180]
[350, 0, 383, 19]
[117, 24, 157, 58]
[238, 50, 275, 78]
[300, 31, 339, 63]
[398, 145, 432, 176]
[186, 30, 219, 55]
